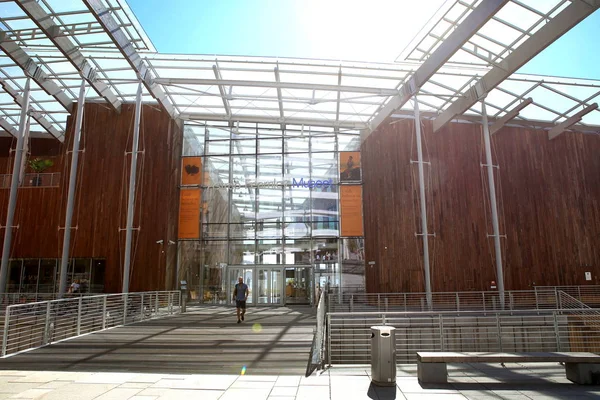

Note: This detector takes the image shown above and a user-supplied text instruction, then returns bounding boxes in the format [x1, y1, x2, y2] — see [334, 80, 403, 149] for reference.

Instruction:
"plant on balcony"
[28, 158, 53, 186]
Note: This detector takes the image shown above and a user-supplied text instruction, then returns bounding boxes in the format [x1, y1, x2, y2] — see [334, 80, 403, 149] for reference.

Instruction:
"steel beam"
[482, 101, 505, 309]
[122, 82, 143, 293]
[548, 103, 598, 140]
[0, 78, 30, 292]
[84, 0, 176, 118]
[153, 77, 399, 97]
[367, 0, 509, 137]
[413, 97, 432, 309]
[58, 80, 86, 297]
[489, 97, 533, 135]
[274, 66, 284, 121]
[433, 0, 600, 132]
[0, 78, 64, 141]
[336, 67, 342, 123]
[16, 0, 121, 112]
[180, 112, 367, 130]
[212, 63, 231, 118]
[0, 29, 72, 112]
[0, 118, 17, 136]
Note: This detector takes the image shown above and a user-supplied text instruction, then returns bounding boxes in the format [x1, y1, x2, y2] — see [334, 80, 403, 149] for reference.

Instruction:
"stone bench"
[417, 352, 600, 385]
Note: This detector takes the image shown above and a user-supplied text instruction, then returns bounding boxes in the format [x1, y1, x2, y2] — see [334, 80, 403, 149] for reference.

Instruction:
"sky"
[127, 0, 600, 80]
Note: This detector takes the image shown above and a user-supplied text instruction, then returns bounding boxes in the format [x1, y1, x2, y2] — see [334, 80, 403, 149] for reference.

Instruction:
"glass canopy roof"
[0, 0, 599, 141]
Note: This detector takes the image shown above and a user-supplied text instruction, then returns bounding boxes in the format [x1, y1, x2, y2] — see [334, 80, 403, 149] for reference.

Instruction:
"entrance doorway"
[285, 267, 311, 305]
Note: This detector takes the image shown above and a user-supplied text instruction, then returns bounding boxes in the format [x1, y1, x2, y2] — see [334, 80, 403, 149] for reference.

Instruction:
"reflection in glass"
[230, 186, 256, 223]
[202, 188, 229, 225]
[338, 134, 361, 151]
[205, 156, 230, 185]
[313, 238, 339, 263]
[232, 139, 256, 155]
[231, 155, 256, 186]
[257, 239, 283, 264]
[183, 125, 205, 156]
[311, 135, 336, 151]
[202, 262, 227, 304]
[206, 126, 230, 140]
[284, 185, 310, 222]
[229, 240, 256, 265]
[257, 188, 283, 224]
[257, 155, 282, 182]
[206, 140, 230, 155]
[284, 239, 311, 264]
[258, 138, 283, 154]
[202, 223, 228, 239]
[230, 223, 256, 239]
[284, 154, 309, 181]
[311, 152, 337, 182]
[312, 185, 338, 221]
[285, 136, 309, 153]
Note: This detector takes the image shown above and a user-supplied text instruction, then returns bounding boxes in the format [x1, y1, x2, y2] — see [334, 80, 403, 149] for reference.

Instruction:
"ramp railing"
[306, 289, 327, 377]
[1, 291, 181, 357]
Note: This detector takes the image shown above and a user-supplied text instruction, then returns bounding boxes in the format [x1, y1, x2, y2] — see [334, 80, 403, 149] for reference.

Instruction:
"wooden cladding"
[0, 103, 182, 292]
[362, 119, 600, 294]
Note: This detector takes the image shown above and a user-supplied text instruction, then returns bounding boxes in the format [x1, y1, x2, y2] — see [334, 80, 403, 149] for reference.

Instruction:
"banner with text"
[178, 188, 201, 239]
[340, 185, 364, 237]
[181, 156, 202, 185]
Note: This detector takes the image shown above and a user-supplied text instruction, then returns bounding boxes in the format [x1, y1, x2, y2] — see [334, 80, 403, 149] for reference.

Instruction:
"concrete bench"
[417, 352, 600, 385]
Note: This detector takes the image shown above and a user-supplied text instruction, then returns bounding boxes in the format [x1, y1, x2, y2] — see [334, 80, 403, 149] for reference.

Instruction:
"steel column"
[482, 101, 505, 309]
[0, 78, 30, 292]
[414, 97, 433, 309]
[122, 82, 143, 293]
[59, 80, 87, 297]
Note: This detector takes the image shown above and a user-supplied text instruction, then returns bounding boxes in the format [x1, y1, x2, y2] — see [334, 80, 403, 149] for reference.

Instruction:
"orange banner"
[178, 189, 201, 239]
[340, 152, 361, 182]
[340, 185, 364, 237]
[181, 157, 202, 185]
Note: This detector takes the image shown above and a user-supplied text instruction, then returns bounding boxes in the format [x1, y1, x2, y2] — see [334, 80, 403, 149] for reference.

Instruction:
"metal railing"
[0, 293, 102, 309]
[329, 286, 600, 313]
[306, 289, 328, 377]
[0, 173, 61, 188]
[327, 308, 600, 365]
[1, 291, 181, 357]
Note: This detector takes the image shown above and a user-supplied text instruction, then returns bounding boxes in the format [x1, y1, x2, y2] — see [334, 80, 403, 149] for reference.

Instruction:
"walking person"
[233, 276, 249, 323]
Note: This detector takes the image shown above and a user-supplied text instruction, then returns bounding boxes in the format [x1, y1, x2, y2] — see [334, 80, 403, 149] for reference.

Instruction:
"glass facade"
[179, 122, 365, 305]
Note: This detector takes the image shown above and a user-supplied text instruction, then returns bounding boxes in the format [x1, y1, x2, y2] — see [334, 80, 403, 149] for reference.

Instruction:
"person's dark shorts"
[236, 300, 246, 309]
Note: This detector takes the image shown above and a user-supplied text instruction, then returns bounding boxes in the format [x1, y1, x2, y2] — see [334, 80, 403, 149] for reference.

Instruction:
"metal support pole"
[102, 296, 107, 330]
[155, 291, 159, 316]
[122, 82, 143, 293]
[482, 101, 505, 309]
[2, 306, 11, 356]
[414, 98, 433, 309]
[140, 293, 144, 320]
[0, 79, 31, 292]
[59, 79, 87, 297]
[43, 302, 51, 344]
[76, 297, 82, 335]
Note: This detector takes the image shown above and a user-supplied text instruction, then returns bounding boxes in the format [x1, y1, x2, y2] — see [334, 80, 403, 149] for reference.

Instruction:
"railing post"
[377, 294, 381, 311]
[123, 293, 128, 325]
[456, 293, 460, 313]
[482, 292, 486, 315]
[509, 292, 514, 313]
[350, 295, 354, 313]
[557, 291, 563, 311]
[554, 287, 559, 309]
[2, 306, 11, 356]
[102, 296, 107, 330]
[382, 314, 386, 326]
[140, 293, 145, 320]
[384, 297, 388, 312]
[496, 313, 502, 352]
[578, 286, 582, 302]
[534, 286, 539, 312]
[43, 302, 51, 345]
[155, 291, 159, 316]
[404, 293, 407, 312]
[439, 315, 444, 351]
[76, 297, 82, 336]
[327, 314, 332, 367]
[169, 292, 173, 314]
[553, 311, 561, 351]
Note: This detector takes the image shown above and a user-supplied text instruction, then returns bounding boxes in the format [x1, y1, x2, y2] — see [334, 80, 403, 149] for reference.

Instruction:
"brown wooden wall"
[362, 119, 600, 293]
[0, 102, 182, 292]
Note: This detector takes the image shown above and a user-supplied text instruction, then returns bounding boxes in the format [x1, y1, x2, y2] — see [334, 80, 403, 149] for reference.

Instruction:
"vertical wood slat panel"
[0, 103, 182, 292]
[363, 119, 600, 293]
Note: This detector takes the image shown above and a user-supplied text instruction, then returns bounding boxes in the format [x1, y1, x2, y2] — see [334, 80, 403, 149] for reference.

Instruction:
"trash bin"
[371, 326, 396, 386]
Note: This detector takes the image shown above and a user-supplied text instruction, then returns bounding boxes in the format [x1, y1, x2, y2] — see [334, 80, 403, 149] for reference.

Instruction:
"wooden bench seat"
[417, 352, 600, 385]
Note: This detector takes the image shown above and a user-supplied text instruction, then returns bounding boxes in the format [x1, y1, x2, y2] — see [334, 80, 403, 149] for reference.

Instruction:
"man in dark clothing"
[233, 276, 249, 323]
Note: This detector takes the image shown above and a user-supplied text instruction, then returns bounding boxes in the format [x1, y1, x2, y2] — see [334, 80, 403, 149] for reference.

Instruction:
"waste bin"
[371, 326, 396, 386]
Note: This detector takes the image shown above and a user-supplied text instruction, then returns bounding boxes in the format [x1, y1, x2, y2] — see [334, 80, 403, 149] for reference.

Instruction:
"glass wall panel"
[229, 240, 256, 265]
[257, 128, 283, 138]
[257, 239, 283, 264]
[230, 223, 256, 239]
[257, 188, 283, 224]
[230, 186, 256, 223]
[284, 239, 311, 264]
[202, 240, 228, 269]
[39, 259, 56, 293]
[285, 136, 309, 153]
[338, 134, 361, 151]
[206, 126, 230, 140]
[257, 222, 283, 239]
[7, 260, 21, 293]
[177, 241, 201, 298]
[341, 238, 365, 292]
[202, 261, 227, 304]
[311, 152, 337, 182]
[313, 238, 339, 263]
[205, 156, 230, 185]
[312, 221, 339, 237]
[232, 139, 256, 155]
[257, 155, 282, 181]
[284, 185, 310, 223]
[183, 125, 205, 156]
[202, 223, 228, 239]
[231, 156, 256, 187]
[22, 259, 39, 293]
[284, 154, 309, 181]
[258, 138, 283, 154]
[90, 259, 105, 293]
[311, 135, 336, 151]
[203, 188, 229, 224]
[312, 185, 338, 221]
[206, 140, 230, 155]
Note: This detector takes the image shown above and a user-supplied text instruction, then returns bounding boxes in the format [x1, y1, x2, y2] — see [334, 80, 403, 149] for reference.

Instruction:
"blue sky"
[128, 0, 600, 80]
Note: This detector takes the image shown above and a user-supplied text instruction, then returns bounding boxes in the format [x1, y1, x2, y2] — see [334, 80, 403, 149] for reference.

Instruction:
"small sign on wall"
[585, 272, 592, 281]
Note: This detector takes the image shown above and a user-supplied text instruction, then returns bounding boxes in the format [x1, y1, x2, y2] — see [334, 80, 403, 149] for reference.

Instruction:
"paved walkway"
[0, 306, 315, 375]
[0, 363, 599, 399]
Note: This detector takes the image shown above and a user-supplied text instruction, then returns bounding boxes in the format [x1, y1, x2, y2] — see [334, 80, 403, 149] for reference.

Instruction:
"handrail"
[1, 291, 181, 357]
[305, 289, 327, 377]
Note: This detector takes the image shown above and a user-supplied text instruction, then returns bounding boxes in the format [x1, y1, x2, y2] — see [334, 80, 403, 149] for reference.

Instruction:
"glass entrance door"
[285, 267, 311, 304]
[229, 267, 253, 305]
[257, 268, 283, 305]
